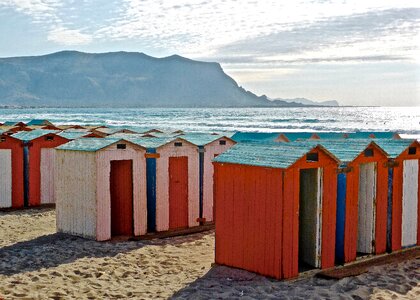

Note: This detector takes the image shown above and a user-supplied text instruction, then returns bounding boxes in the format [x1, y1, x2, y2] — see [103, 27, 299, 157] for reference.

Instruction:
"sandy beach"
[0, 208, 419, 299]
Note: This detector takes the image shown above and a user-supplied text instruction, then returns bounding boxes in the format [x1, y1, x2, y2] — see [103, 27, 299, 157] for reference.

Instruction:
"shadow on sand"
[0, 230, 209, 276]
[170, 261, 420, 299]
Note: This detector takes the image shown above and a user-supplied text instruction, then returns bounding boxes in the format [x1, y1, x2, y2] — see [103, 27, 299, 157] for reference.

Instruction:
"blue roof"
[12, 129, 59, 142]
[213, 142, 333, 169]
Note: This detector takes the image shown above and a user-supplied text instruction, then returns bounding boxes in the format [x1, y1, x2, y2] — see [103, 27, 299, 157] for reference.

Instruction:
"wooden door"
[169, 156, 189, 230]
[402, 159, 419, 247]
[357, 162, 376, 253]
[110, 160, 134, 236]
[40, 148, 55, 204]
[299, 168, 322, 268]
[0, 149, 12, 208]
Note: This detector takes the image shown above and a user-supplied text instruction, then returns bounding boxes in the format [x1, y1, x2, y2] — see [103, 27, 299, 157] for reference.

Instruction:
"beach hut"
[26, 119, 54, 126]
[375, 139, 420, 250]
[130, 136, 200, 232]
[55, 138, 147, 241]
[213, 142, 339, 279]
[182, 133, 236, 223]
[12, 130, 69, 206]
[316, 140, 389, 264]
[0, 134, 24, 208]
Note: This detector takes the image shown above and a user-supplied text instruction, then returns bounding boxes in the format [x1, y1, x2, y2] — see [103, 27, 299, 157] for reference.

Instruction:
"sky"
[0, 0, 419, 106]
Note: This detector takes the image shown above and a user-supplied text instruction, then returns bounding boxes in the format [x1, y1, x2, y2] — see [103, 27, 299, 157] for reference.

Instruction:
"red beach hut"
[0, 134, 24, 208]
[213, 142, 339, 279]
[12, 130, 69, 206]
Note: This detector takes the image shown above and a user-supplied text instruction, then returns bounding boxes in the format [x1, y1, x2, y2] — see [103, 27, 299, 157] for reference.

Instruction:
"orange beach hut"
[12, 130, 69, 206]
[376, 139, 420, 250]
[317, 140, 389, 264]
[213, 142, 339, 279]
[0, 134, 24, 208]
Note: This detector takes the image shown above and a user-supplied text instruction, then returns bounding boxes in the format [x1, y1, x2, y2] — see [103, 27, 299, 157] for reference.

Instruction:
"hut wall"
[391, 142, 420, 250]
[401, 159, 418, 247]
[0, 136, 24, 207]
[202, 139, 236, 221]
[0, 149, 12, 208]
[214, 163, 283, 279]
[282, 148, 338, 279]
[28, 134, 69, 206]
[40, 148, 55, 204]
[343, 146, 388, 263]
[96, 144, 147, 241]
[155, 142, 199, 232]
[55, 150, 97, 239]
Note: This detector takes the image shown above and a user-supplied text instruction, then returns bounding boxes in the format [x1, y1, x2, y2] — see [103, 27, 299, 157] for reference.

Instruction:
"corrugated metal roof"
[26, 119, 52, 126]
[305, 139, 375, 163]
[213, 142, 322, 169]
[3, 121, 22, 126]
[182, 133, 227, 146]
[56, 138, 122, 152]
[57, 131, 89, 140]
[12, 129, 59, 141]
[231, 132, 281, 143]
[374, 139, 416, 158]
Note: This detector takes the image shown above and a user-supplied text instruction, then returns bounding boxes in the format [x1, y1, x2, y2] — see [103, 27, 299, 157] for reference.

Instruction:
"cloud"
[47, 26, 92, 45]
[0, 0, 62, 22]
[210, 8, 420, 65]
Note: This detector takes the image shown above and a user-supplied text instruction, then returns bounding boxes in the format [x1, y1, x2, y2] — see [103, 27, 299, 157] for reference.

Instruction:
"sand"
[0, 208, 419, 299]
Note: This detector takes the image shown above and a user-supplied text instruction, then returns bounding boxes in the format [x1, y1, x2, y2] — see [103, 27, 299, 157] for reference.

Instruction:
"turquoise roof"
[231, 132, 282, 142]
[182, 133, 228, 146]
[104, 134, 176, 149]
[304, 139, 375, 163]
[349, 132, 396, 139]
[3, 121, 23, 126]
[12, 129, 59, 142]
[58, 131, 89, 140]
[374, 139, 416, 158]
[27, 119, 51, 126]
[213, 142, 327, 169]
[56, 138, 123, 152]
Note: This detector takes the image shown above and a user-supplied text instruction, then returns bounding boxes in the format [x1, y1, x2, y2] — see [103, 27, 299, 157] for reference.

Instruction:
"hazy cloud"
[47, 26, 92, 45]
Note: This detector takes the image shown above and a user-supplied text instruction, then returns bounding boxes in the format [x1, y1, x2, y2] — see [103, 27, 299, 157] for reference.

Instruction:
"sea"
[0, 106, 419, 134]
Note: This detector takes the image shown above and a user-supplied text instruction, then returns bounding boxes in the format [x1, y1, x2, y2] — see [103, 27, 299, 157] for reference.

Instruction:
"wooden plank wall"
[28, 134, 69, 206]
[392, 142, 420, 250]
[344, 145, 388, 262]
[203, 138, 235, 222]
[155, 141, 199, 232]
[0, 137, 24, 208]
[401, 159, 418, 247]
[282, 147, 338, 278]
[40, 148, 55, 204]
[214, 163, 283, 279]
[96, 143, 147, 241]
[55, 150, 97, 239]
[0, 149, 12, 208]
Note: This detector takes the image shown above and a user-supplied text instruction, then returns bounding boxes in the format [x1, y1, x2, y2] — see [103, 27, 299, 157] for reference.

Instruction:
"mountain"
[271, 97, 339, 107]
[0, 51, 293, 108]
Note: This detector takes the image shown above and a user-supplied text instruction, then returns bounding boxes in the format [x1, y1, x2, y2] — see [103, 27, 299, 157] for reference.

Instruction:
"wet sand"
[0, 208, 419, 299]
